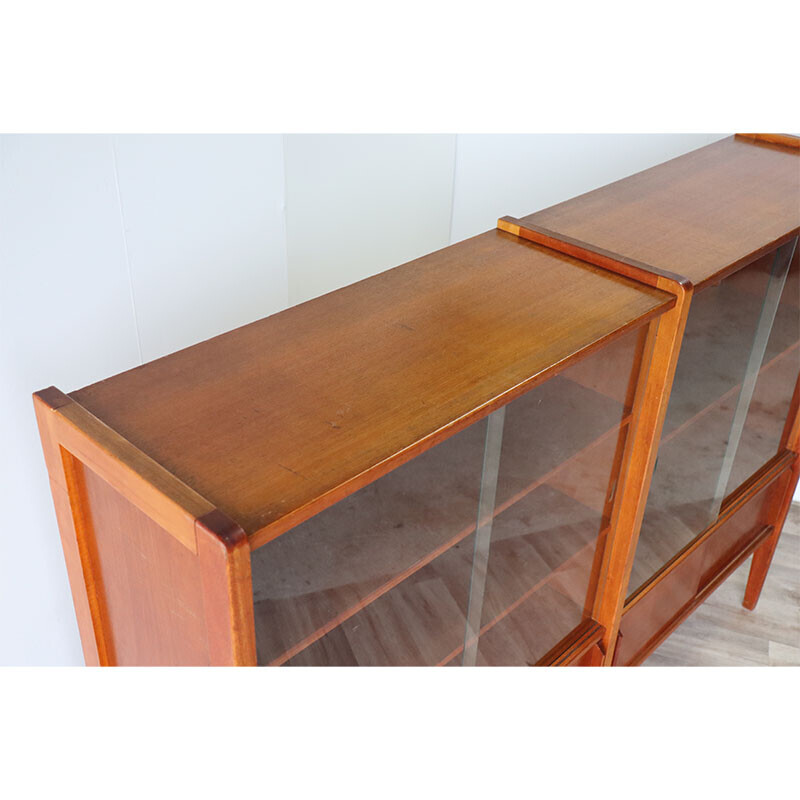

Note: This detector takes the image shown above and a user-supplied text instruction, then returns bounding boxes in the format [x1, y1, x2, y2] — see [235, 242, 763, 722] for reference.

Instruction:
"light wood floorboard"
[644, 503, 800, 666]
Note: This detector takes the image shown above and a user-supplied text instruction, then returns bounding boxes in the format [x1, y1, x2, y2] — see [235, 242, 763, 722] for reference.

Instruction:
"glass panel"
[629, 239, 799, 596]
[251, 325, 647, 666]
[251, 418, 486, 666]
[464, 327, 644, 666]
[724, 247, 800, 494]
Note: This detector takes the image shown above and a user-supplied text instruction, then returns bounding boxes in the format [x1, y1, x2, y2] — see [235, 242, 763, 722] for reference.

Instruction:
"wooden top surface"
[519, 136, 800, 289]
[69, 230, 672, 547]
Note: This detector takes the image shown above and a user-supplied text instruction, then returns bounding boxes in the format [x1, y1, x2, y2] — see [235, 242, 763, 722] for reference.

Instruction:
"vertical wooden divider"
[591, 294, 690, 663]
[497, 216, 693, 664]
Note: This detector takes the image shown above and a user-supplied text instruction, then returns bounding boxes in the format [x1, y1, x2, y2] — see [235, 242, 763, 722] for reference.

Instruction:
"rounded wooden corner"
[195, 508, 249, 551]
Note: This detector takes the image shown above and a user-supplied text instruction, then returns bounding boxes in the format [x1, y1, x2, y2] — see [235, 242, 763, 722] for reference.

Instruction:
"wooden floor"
[644, 503, 800, 666]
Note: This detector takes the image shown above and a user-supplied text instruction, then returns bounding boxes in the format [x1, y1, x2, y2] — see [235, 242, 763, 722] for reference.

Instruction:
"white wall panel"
[0, 135, 142, 665]
[113, 134, 288, 361]
[450, 134, 727, 243]
[284, 134, 456, 304]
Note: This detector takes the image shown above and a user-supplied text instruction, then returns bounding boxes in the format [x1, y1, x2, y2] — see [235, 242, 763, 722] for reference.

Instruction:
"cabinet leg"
[743, 463, 798, 610]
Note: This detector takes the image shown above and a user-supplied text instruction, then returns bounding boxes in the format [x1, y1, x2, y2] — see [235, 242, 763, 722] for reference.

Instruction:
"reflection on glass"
[463, 408, 505, 667]
[250, 327, 645, 666]
[629, 238, 799, 597]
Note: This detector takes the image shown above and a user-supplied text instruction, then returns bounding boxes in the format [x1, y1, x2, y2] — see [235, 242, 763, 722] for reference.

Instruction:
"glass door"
[249, 325, 648, 665]
[628, 238, 799, 595]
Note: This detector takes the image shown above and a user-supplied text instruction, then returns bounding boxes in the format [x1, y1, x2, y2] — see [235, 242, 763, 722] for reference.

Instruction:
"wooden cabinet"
[35, 134, 800, 666]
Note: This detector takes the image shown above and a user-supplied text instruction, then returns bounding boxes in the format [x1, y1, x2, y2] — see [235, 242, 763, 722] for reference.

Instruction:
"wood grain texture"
[68, 230, 673, 549]
[517, 136, 800, 290]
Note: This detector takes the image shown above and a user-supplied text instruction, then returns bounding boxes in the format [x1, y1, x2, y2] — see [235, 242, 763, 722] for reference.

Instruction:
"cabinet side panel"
[78, 462, 211, 666]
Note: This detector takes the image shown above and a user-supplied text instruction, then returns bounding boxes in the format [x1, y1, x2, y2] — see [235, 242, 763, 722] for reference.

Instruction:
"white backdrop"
[1, 133, 743, 665]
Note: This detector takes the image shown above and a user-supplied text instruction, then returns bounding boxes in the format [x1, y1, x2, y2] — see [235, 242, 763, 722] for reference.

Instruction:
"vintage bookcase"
[35, 134, 799, 666]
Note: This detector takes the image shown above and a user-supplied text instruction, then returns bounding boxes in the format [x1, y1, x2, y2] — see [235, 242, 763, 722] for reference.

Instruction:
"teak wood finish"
[35, 134, 800, 666]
